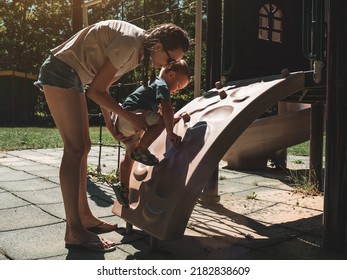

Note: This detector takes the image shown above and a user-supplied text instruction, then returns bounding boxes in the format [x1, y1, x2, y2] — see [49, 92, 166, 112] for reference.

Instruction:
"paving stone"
[0, 223, 66, 260]
[246, 203, 323, 231]
[0, 177, 58, 192]
[0, 192, 30, 210]
[14, 187, 63, 205]
[0, 169, 36, 182]
[39, 203, 66, 220]
[15, 165, 59, 178]
[0, 205, 62, 231]
[0, 159, 38, 169]
[0, 148, 343, 260]
[0, 154, 22, 164]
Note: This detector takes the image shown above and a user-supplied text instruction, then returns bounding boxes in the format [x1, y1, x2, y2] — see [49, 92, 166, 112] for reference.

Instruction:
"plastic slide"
[222, 103, 311, 170]
[112, 72, 306, 241]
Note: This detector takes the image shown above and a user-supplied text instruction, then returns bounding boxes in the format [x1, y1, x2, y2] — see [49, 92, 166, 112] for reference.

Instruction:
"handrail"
[302, 0, 325, 61]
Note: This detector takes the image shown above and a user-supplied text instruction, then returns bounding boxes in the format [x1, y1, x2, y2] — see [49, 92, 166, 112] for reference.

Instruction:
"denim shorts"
[34, 54, 84, 93]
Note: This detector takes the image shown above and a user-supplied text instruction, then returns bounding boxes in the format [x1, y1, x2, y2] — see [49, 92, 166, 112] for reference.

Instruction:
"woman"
[34, 20, 190, 252]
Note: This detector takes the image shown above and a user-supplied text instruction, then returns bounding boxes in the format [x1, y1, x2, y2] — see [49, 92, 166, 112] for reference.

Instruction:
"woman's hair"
[142, 23, 191, 87]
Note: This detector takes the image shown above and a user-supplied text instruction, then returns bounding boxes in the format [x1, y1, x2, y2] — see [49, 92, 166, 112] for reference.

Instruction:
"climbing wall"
[112, 72, 305, 240]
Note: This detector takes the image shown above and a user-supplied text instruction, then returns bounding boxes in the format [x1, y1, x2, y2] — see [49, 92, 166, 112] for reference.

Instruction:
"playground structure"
[109, 0, 337, 248]
[213, 0, 324, 176]
[203, 0, 326, 193]
[0, 71, 40, 126]
[69, 0, 347, 251]
[222, 103, 311, 170]
[112, 71, 306, 241]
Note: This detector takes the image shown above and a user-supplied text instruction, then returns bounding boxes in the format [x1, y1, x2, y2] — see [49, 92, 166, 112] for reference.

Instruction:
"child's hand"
[173, 115, 181, 124]
[168, 133, 182, 148]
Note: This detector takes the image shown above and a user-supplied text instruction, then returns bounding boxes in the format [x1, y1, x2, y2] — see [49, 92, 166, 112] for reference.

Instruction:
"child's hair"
[142, 23, 191, 87]
[162, 59, 190, 80]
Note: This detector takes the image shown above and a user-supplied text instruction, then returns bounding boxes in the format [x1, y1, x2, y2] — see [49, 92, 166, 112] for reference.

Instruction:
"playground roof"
[0, 70, 37, 80]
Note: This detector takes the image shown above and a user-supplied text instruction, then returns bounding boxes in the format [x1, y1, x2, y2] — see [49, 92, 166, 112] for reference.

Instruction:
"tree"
[0, 0, 72, 73]
[0, 0, 208, 123]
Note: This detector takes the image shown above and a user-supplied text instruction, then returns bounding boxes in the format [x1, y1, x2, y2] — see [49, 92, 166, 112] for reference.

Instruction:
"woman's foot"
[81, 215, 118, 234]
[86, 220, 118, 234]
[65, 226, 116, 252]
[65, 237, 117, 252]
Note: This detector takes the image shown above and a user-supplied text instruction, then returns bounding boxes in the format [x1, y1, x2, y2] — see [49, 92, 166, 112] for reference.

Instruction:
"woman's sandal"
[131, 149, 159, 166]
[87, 221, 118, 234]
[112, 182, 129, 207]
[65, 240, 117, 253]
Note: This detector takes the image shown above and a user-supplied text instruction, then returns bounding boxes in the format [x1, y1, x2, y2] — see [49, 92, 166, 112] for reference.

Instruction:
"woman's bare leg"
[77, 96, 117, 230]
[43, 86, 115, 247]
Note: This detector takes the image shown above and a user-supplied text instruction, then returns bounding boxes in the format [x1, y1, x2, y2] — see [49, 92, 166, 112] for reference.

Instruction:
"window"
[258, 4, 283, 43]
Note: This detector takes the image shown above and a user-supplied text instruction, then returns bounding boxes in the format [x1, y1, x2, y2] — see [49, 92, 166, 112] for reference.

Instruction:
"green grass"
[287, 141, 310, 156]
[288, 169, 322, 196]
[0, 127, 117, 151]
[0, 127, 314, 156]
[287, 138, 326, 157]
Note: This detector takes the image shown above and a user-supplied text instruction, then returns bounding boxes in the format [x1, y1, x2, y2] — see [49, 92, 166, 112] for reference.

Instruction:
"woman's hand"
[105, 111, 129, 143]
[105, 121, 127, 143]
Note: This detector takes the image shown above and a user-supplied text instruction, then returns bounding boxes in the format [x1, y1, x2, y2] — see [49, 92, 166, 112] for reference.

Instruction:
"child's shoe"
[131, 149, 159, 166]
[112, 182, 129, 207]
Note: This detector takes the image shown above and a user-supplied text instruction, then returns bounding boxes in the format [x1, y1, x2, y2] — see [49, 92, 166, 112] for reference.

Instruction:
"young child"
[112, 59, 190, 207]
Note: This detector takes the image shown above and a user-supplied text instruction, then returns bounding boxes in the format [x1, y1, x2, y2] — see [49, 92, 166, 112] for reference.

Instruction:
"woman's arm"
[87, 58, 148, 131]
[99, 106, 129, 143]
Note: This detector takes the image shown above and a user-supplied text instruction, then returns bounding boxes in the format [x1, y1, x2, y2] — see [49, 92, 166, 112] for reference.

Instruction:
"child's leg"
[130, 113, 164, 166]
[120, 146, 136, 189]
[113, 141, 137, 207]
[136, 117, 165, 153]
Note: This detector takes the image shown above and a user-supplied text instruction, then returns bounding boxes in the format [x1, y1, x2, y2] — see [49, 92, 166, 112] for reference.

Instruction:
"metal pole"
[194, 0, 202, 97]
[117, 141, 121, 175]
[97, 112, 102, 173]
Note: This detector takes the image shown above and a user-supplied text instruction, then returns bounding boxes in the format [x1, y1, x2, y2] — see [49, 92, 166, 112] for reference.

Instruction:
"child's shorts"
[34, 54, 84, 93]
[114, 110, 161, 138]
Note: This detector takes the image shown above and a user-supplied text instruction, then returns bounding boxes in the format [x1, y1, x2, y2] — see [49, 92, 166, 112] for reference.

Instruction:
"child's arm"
[160, 98, 182, 148]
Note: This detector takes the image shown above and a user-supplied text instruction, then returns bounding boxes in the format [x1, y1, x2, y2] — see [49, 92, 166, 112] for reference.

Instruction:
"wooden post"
[72, 0, 83, 33]
[205, 0, 222, 90]
[201, 0, 223, 203]
[199, 167, 220, 205]
[323, 0, 347, 252]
